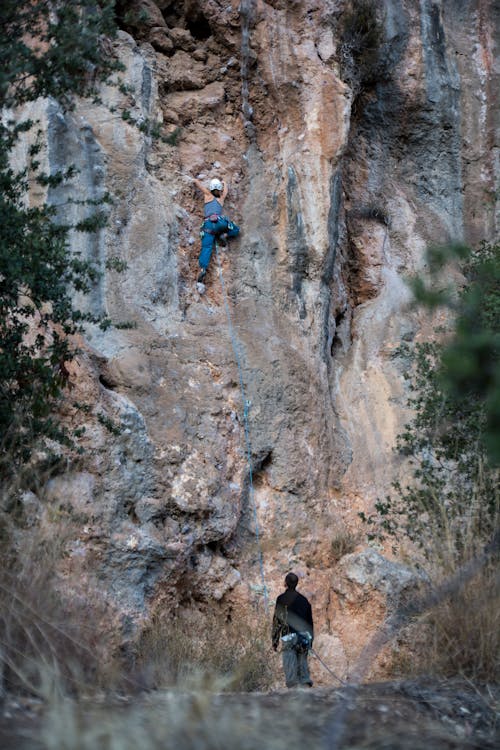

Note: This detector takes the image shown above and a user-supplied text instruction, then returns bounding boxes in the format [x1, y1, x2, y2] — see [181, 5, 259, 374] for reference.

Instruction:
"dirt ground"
[1, 679, 498, 749]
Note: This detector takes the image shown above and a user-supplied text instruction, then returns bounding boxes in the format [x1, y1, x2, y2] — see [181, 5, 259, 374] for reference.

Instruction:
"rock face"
[14, 0, 499, 682]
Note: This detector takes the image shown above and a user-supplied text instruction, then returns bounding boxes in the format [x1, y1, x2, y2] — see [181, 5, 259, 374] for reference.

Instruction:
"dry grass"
[30, 676, 500, 750]
[1, 514, 498, 750]
[1, 447, 274, 700]
[131, 608, 274, 693]
[38, 688, 305, 750]
[0, 505, 274, 699]
[330, 525, 361, 563]
[0, 517, 120, 698]
[1, 454, 497, 750]
[388, 548, 500, 684]
[403, 562, 499, 682]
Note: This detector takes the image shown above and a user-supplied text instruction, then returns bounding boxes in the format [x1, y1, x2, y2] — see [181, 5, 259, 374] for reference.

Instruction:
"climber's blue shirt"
[204, 197, 223, 217]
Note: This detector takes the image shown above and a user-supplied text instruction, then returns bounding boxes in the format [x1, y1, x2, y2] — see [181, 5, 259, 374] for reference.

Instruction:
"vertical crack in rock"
[47, 100, 107, 316]
[286, 165, 309, 319]
[240, 0, 256, 140]
[322, 168, 343, 363]
[141, 59, 152, 112]
[418, 0, 463, 239]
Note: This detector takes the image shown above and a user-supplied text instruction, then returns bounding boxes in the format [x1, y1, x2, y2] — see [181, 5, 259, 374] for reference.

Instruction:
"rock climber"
[193, 176, 240, 284]
[272, 572, 314, 689]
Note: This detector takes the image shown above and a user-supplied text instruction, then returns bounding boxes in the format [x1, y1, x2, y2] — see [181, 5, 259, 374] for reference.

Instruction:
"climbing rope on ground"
[310, 647, 348, 686]
[214, 241, 269, 613]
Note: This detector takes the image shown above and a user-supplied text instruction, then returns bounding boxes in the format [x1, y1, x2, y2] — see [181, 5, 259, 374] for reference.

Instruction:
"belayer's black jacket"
[272, 588, 314, 650]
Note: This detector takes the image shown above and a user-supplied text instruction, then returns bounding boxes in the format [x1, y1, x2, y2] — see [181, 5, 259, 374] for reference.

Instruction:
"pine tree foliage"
[0, 1, 120, 476]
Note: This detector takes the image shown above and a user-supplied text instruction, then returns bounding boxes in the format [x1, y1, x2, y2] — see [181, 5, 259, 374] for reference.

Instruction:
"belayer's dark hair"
[285, 572, 298, 589]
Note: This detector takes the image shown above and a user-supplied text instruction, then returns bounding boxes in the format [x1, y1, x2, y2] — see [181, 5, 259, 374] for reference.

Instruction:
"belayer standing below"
[193, 176, 240, 284]
[272, 572, 314, 688]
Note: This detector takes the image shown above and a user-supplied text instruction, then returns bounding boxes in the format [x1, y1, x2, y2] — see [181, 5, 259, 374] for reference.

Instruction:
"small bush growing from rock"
[164, 126, 183, 146]
[0, 1, 124, 479]
[361, 243, 500, 560]
[338, 1, 390, 95]
[330, 525, 361, 563]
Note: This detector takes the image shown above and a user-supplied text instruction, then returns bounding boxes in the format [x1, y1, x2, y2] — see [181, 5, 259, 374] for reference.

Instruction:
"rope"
[310, 647, 348, 686]
[214, 241, 269, 613]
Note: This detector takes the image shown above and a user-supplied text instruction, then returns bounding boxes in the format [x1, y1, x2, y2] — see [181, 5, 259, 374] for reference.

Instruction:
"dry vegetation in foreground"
[2, 674, 499, 750]
[130, 608, 274, 693]
[391, 562, 500, 683]
[0, 506, 275, 703]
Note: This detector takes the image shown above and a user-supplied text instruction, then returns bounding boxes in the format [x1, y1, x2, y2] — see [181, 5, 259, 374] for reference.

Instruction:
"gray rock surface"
[337, 549, 423, 605]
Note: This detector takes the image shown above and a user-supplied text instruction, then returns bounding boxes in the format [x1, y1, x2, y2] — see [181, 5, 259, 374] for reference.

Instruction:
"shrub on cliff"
[0, 1, 120, 478]
[361, 241, 499, 680]
[362, 241, 499, 560]
[338, 1, 391, 96]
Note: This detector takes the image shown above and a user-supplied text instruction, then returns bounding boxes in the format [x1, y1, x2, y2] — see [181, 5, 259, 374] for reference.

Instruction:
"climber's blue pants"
[198, 216, 240, 270]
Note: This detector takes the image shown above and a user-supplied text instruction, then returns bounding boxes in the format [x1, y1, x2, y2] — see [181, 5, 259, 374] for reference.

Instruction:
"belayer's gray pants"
[282, 640, 312, 688]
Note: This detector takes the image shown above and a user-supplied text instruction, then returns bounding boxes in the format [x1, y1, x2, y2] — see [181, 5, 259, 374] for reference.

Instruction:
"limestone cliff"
[15, 0, 499, 682]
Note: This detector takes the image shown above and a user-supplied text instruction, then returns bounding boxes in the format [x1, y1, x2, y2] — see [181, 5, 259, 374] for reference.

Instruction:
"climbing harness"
[310, 647, 348, 686]
[214, 241, 269, 612]
[200, 216, 235, 237]
[281, 631, 313, 654]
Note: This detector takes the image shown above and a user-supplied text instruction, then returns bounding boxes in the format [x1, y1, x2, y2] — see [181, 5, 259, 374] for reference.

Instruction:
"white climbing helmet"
[210, 178, 223, 192]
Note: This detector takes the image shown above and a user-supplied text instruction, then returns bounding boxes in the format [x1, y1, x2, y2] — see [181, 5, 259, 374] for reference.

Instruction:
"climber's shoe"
[197, 268, 206, 283]
[196, 281, 206, 294]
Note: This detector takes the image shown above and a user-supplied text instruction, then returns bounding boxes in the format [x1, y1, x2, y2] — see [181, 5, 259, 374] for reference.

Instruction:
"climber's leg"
[217, 218, 239, 246]
[225, 220, 240, 239]
[198, 226, 215, 271]
[211, 217, 228, 236]
[198, 218, 238, 280]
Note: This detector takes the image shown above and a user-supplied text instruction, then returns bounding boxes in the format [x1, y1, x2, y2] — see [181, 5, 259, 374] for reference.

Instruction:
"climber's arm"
[221, 180, 228, 202]
[193, 178, 212, 200]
